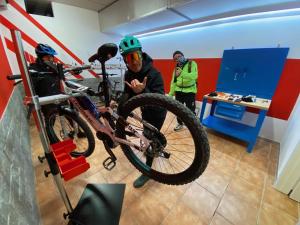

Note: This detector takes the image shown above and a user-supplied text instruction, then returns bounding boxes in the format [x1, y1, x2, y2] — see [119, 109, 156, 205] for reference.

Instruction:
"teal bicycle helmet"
[119, 36, 142, 55]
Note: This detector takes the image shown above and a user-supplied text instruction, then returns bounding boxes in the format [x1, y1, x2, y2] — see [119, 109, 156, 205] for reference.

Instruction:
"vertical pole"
[199, 98, 207, 122]
[11, 29, 73, 214]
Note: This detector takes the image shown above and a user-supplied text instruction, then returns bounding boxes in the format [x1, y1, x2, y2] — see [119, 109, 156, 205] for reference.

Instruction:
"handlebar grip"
[7, 75, 22, 80]
[65, 65, 91, 73]
[81, 65, 91, 70]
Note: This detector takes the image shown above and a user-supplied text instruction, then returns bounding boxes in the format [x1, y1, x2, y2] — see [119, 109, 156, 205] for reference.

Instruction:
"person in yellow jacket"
[169, 50, 198, 131]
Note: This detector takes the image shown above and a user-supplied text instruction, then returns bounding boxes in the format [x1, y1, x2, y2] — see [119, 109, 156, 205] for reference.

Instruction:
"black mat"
[69, 183, 125, 225]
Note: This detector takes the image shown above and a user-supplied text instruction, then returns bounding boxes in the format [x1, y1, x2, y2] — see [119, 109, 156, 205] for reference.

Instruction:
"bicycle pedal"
[103, 157, 116, 171]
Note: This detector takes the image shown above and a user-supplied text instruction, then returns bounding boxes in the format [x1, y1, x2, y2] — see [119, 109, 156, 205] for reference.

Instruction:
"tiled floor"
[30, 123, 300, 225]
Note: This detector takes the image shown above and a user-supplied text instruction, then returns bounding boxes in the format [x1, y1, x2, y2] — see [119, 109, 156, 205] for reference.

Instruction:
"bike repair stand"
[11, 29, 125, 225]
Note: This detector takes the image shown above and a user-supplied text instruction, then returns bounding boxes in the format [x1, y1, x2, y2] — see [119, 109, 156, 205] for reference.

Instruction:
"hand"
[110, 100, 118, 109]
[175, 67, 182, 77]
[125, 76, 147, 94]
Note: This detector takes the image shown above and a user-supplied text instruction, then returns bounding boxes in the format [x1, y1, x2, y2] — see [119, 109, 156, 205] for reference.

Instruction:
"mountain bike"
[8, 43, 210, 185]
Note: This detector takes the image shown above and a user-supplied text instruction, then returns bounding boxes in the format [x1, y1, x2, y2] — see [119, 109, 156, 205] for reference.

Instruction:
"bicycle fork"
[100, 109, 152, 171]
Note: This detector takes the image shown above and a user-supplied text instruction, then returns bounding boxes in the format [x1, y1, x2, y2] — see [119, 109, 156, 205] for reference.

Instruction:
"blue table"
[199, 92, 271, 153]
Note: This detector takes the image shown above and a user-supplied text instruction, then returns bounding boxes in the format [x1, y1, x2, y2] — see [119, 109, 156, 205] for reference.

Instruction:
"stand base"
[69, 183, 125, 225]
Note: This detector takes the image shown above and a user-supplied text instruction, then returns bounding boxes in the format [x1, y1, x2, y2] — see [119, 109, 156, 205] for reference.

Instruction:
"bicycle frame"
[61, 66, 151, 153]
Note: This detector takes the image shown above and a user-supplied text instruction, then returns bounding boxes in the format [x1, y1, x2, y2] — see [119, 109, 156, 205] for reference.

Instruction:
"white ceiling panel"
[174, 0, 300, 19]
[104, 9, 187, 35]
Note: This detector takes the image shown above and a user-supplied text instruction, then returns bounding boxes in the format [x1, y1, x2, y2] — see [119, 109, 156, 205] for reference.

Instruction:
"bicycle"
[8, 43, 210, 185]
[8, 66, 96, 158]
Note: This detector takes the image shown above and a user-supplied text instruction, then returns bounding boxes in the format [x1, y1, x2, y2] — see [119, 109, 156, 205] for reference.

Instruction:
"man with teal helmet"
[118, 36, 166, 188]
[119, 36, 142, 55]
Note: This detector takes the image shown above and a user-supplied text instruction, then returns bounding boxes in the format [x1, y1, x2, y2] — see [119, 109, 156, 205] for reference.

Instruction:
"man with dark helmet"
[118, 36, 166, 188]
[29, 44, 62, 142]
[30, 43, 61, 98]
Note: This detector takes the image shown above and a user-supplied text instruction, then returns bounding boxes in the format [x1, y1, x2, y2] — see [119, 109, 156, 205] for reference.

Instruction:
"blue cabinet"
[200, 47, 289, 152]
[215, 102, 246, 120]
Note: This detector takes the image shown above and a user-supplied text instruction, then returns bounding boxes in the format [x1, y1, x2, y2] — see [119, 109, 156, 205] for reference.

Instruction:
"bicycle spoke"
[166, 145, 195, 160]
[161, 113, 176, 135]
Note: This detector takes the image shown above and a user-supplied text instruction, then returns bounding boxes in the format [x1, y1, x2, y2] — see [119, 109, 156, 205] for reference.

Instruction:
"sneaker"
[133, 175, 150, 188]
[174, 123, 183, 131]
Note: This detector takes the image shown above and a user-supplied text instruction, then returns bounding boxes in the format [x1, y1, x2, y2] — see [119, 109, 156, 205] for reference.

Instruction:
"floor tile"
[263, 182, 298, 218]
[226, 176, 263, 205]
[251, 138, 272, 160]
[122, 190, 170, 225]
[258, 202, 298, 225]
[220, 139, 246, 160]
[120, 170, 154, 210]
[148, 182, 185, 210]
[29, 123, 299, 225]
[217, 192, 259, 225]
[181, 183, 220, 225]
[240, 152, 269, 173]
[270, 142, 280, 163]
[210, 213, 233, 225]
[209, 151, 239, 175]
[161, 201, 201, 225]
[196, 165, 232, 197]
[236, 161, 266, 188]
[100, 159, 136, 183]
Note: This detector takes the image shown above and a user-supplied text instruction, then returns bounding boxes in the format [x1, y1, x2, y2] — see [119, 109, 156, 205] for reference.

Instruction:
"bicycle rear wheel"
[116, 93, 210, 185]
[45, 109, 95, 157]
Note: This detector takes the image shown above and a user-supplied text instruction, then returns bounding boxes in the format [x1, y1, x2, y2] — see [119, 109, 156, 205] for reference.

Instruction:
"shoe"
[133, 175, 150, 188]
[174, 123, 183, 131]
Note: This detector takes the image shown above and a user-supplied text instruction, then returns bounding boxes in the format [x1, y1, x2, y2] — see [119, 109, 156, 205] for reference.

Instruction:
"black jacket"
[119, 52, 166, 129]
[29, 60, 61, 97]
[124, 52, 165, 98]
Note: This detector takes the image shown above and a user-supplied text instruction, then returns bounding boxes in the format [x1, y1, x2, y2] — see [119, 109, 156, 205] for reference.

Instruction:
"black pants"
[175, 91, 196, 125]
[118, 93, 167, 167]
[142, 107, 167, 167]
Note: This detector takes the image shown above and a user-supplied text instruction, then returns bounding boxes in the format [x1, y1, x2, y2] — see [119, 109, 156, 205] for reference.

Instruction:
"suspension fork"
[109, 108, 151, 151]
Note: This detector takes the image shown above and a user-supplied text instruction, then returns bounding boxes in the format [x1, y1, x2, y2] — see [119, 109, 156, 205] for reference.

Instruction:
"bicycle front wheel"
[116, 93, 210, 185]
[45, 109, 95, 158]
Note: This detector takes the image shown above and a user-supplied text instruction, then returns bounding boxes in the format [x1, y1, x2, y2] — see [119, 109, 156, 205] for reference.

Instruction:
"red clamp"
[51, 139, 90, 181]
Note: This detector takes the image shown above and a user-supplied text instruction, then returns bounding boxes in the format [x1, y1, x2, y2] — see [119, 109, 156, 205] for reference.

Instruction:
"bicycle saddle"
[88, 43, 118, 63]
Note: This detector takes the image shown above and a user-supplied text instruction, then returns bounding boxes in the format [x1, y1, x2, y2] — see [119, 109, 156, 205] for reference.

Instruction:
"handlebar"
[64, 65, 91, 73]
[7, 75, 21, 80]
[7, 65, 92, 81]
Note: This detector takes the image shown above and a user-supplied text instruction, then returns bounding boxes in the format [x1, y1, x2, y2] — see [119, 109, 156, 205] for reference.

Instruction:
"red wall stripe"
[0, 36, 14, 119]
[268, 59, 300, 120]
[8, 0, 98, 78]
[153, 58, 300, 121]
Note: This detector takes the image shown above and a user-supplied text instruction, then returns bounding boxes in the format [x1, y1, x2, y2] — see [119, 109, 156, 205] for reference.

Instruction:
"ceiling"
[51, 0, 117, 12]
[50, 0, 300, 36]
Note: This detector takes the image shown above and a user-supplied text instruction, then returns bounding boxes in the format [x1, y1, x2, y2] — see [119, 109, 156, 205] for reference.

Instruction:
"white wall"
[278, 95, 300, 176]
[138, 15, 300, 142]
[274, 95, 300, 196]
[29, 1, 121, 62]
[1, 0, 122, 78]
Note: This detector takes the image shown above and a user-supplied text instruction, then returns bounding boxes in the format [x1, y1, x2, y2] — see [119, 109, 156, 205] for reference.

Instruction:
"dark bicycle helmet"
[35, 43, 57, 58]
[119, 36, 142, 55]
